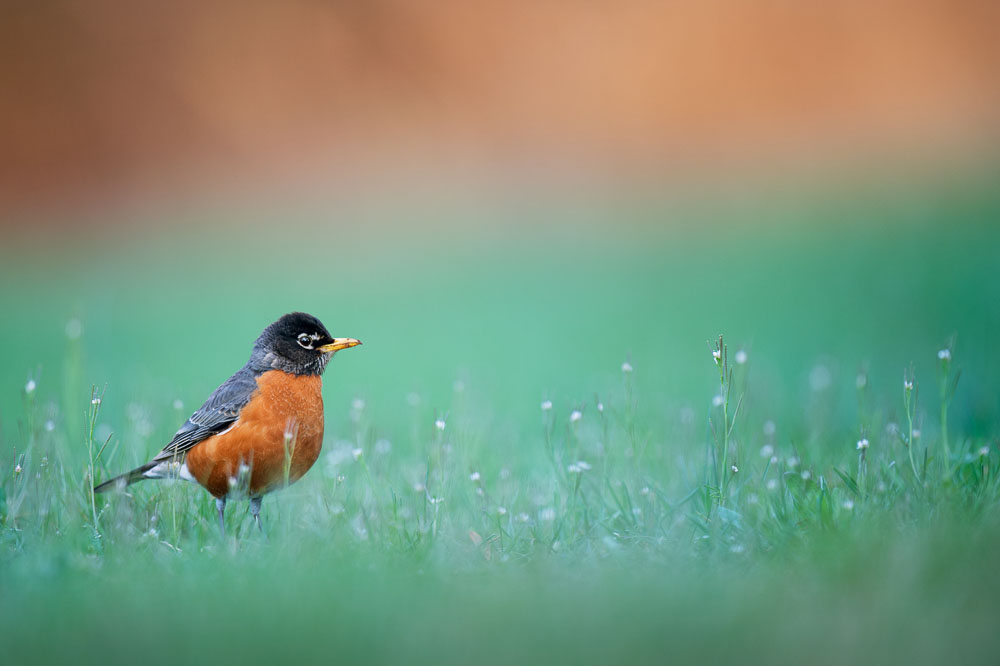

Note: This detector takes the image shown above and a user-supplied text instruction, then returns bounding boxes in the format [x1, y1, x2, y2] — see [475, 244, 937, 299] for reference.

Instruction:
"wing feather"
[152, 366, 259, 462]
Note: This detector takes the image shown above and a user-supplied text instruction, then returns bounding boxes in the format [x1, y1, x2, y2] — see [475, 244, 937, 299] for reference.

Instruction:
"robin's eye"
[297, 334, 313, 349]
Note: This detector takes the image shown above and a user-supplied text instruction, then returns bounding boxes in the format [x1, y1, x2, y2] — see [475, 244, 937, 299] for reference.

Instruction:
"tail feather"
[94, 463, 156, 494]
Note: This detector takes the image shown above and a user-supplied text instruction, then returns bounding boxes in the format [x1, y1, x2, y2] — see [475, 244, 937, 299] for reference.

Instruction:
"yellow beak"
[317, 338, 363, 353]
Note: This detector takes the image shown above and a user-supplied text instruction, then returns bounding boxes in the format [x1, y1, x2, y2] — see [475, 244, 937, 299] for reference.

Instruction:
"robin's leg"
[249, 496, 263, 532]
[216, 497, 226, 536]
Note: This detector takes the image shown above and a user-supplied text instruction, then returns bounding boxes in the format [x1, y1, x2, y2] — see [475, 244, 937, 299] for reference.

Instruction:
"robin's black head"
[250, 312, 361, 375]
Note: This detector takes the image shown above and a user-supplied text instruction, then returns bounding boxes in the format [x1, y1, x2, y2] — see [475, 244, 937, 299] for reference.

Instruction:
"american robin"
[95, 312, 361, 534]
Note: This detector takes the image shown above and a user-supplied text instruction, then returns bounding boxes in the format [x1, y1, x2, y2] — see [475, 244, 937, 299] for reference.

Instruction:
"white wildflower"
[730, 465, 739, 474]
[375, 439, 392, 455]
[497, 506, 507, 516]
[712, 349, 722, 364]
[570, 410, 582, 423]
[787, 456, 799, 468]
[747, 493, 758, 505]
[597, 402, 604, 413]
[912, 429, 921, 439]
[65, 318, 82, 340]
[172, 399, 184, 410]
[904, 380, 913, 391]
[469, 471, 481, 482]
[413, 482, 425, 493]
[539, 507, 556, 522]
[567, 464, 581, 474]
[516, 512, 530, 523]
[760, 444, 774, 458]
[801, 470, 811, 480]
[809, 363, 832, 391]
[712, 394, 724, 407]
[91, 397, 101, 406]
[540, 400, 553, 411]
[44, 420, 55, 432]
[842, 499, 854, 510]
[429, 496, 444, 505]
[14, 464, 23, 475]
[734, 349, 747, 365]
[25, 379, 36, 394]
[406, 392, 421, 406]
[763, 420, 776, 437]
[640, 486, 651, 496]
[766, 479, 778, 490]
[621, 361, 633, 373]
[937, 349, 951, 361]
[352, 447, 363, 461]
[435, 418, 446, 431]
[856, 438, 869, 451]
[978, 446, 990, 458]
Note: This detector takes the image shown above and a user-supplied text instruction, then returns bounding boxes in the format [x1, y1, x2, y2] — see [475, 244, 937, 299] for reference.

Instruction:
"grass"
[2, 179, 1000, 664]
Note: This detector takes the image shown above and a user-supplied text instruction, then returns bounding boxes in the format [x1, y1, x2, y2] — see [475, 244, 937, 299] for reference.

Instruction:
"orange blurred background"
[1, 0, 998, 220]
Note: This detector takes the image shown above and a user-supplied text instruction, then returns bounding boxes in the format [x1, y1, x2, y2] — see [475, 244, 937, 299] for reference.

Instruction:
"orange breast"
[185, 371, 325, 498]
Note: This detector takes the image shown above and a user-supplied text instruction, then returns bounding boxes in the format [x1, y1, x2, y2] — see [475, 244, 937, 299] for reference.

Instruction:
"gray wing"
[152, 366, 260, 462]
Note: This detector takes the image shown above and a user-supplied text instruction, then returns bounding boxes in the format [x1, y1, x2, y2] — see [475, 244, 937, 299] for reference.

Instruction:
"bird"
[95, 312, 361, 535]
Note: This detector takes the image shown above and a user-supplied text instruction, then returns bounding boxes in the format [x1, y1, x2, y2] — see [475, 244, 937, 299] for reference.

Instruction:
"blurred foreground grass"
[2, 179, 999, 664]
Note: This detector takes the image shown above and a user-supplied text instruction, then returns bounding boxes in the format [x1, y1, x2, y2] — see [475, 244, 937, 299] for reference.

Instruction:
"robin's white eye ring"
[297, 334, 313, 349]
